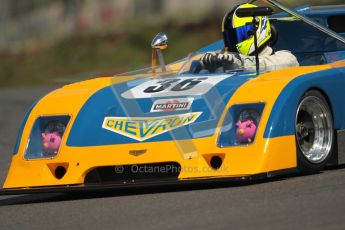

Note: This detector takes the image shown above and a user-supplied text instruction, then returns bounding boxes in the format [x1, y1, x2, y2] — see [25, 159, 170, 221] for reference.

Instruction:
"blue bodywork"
[66, 74, 252, 146]
[274, 5, 345, 37]
[264, 66, 345, 138]
[13, 101, 38, 154]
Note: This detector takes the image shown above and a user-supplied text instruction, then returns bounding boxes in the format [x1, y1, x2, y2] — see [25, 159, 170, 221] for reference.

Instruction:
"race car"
[1, 0, 345, 195]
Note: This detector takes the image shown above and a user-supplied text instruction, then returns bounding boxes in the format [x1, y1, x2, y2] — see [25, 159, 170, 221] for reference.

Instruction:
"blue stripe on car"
[13, 101, 39, 155]
[264, 66, 345, 138]
[67, 73, 252, 146]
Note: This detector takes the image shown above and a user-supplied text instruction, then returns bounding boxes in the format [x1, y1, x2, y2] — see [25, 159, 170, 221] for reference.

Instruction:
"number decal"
[144, 79, 180, 93]
[121, 75, 232, 99]
[171, 78, 207, 91]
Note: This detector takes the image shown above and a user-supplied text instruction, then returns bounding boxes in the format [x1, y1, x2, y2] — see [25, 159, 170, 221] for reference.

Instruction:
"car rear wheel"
[295, 90, 334, 173]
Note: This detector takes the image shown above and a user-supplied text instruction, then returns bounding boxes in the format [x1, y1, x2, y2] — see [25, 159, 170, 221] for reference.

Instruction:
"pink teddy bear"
[236, 120, 257, 144]
[41, 132, 62, 155]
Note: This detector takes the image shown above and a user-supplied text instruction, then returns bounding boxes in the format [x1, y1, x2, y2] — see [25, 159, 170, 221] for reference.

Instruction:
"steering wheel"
[189, 60, 229, 74]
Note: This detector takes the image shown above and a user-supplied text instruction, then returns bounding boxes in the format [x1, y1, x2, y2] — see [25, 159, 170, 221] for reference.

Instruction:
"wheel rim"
[296, 96, 333, 164]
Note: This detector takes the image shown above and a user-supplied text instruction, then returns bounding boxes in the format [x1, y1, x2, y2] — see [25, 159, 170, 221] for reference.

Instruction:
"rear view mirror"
[151, 32, 168, 50]
[151, 32, 168, 73]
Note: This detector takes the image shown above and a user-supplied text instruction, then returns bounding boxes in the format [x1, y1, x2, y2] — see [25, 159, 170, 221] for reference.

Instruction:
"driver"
[200, 3, 299, 72]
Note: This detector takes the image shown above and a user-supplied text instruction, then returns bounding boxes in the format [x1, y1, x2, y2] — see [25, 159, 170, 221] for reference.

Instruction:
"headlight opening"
[218, 103, 265, 147]
[25, 116, 70, 159]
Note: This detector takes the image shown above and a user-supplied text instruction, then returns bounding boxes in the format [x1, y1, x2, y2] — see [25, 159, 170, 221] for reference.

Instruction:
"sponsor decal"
[102, 112, 202, 141]
[150, 98, 194, 113]
[121, 75, 233, 99]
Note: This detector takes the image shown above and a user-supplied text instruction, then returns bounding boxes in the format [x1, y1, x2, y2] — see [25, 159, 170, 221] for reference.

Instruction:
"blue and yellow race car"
[1, 0, 345, 195]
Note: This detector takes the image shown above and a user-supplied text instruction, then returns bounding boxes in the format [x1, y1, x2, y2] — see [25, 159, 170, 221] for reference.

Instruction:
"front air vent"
[84, 162, 181, 184]
[210, 156, 223, 170]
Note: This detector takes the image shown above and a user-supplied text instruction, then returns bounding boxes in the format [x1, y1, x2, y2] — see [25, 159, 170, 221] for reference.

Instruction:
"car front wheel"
[295, 90, 334, 173]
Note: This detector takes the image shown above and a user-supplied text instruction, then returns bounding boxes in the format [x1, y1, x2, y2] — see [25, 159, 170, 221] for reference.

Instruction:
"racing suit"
[200, 46, 299, 72]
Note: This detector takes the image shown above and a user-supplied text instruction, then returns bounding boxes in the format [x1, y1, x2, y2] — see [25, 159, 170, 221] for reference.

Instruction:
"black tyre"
[295, 90, 334, 173]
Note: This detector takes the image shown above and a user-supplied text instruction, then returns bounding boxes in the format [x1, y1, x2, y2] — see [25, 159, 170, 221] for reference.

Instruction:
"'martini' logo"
[102, 112, 202, 141]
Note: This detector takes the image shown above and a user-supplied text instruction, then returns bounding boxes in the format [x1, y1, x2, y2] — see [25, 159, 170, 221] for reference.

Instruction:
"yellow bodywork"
[3, 61, 341, 189]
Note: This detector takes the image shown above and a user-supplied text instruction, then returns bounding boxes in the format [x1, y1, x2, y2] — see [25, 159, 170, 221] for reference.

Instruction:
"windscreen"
[115, 0, 345, 78]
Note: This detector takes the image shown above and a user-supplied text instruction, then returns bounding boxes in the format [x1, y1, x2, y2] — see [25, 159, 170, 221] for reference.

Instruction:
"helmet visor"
[236, 24, 255, 44]
[223, 23, 255, 50]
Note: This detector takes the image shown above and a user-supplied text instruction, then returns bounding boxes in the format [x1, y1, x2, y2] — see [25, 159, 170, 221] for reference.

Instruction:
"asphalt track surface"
[1, 86, 345, 230]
